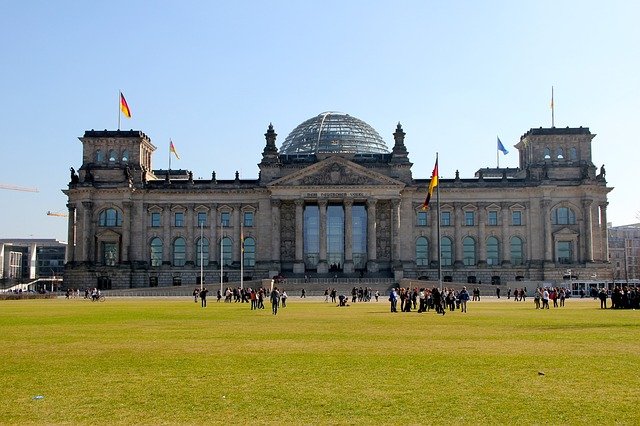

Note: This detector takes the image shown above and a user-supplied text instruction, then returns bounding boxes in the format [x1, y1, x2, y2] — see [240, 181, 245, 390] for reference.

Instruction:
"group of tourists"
[533, 287, 566, 309]
[597, 285, 639, 309]
[507, 287, 528, 301]
[388, 286, 472, 314]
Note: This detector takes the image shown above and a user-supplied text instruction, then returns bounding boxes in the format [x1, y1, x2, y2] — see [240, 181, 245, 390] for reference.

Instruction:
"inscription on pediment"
[300, 163, 379, 186]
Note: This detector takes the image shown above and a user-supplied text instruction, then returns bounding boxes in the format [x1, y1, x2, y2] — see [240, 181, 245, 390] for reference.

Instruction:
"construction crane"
[47, 211, 68, 217]
[0, 183, 39, 192]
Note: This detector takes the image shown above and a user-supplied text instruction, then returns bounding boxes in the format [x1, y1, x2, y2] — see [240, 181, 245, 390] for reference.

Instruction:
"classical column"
[121, 201, 132, 262]
[318, 200, 328, 273]
[66, 203, 76, 263]
[453, 203, 463, 266]
[271, 200, 281, 264]
[163, 204, 171, 264]
[600, 202, 609, 262]
[429, 208, 438, 266]
[233, 204, 241, 263]
[477, 204, 486, 266]
[210, 203, 218, 267]
[501, 203, 510, 264]
[366, 198, 377, 272]
[81, 201, 93, 262]
[391, 199, 401, 265]
[541, 199, 552, 263]
[293, 200, 305, 273]
[582, 199, 594, 262]
[343, 199, 354, 273]
[185, 204, 195, 264]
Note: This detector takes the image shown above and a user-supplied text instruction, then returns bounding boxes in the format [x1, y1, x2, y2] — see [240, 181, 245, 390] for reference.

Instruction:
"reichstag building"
[63, 112, 612, 289]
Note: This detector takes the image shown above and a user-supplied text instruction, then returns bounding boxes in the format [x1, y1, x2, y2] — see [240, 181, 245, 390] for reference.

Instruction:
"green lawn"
[0, 297, 638, 425]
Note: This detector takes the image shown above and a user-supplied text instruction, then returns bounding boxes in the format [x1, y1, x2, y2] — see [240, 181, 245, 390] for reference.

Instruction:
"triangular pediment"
[553, 227, 579, 237]
[268, 156, 405, 188]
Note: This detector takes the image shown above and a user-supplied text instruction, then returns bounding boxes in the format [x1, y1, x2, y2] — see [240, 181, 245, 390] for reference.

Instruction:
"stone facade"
[63, 120, 612, 289]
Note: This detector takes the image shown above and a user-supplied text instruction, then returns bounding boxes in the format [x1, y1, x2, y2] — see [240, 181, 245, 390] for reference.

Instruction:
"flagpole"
[117, 91, 121, 131]
[551, 86, 555, 128]
[220, 218, 224, 294]
[436, 152, 442, 292]
[496, 140, 500, 168]
[240, 217, 244, 291]
[168, 140, 172, 172]
[200, 220, 204, 291]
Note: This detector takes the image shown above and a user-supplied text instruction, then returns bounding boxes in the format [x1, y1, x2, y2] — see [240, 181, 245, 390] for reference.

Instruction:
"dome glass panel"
[280, 112, 389, 155]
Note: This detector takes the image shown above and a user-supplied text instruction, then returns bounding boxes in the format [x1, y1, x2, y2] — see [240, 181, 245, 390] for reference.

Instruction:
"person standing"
[459, 286, 470, 313]
[271, 287, 281, 315]
[193, 287, 199, 303]
[199, 287, 209, 308]
[496, 287, 501, 299]
[598, 288, 607, 309]
[541, 288, 550, 309]
[507, 287, 511, 299]
[281, 290, 288, 308]
[300, 288, 306, 298]
[389, 288, 398, 313]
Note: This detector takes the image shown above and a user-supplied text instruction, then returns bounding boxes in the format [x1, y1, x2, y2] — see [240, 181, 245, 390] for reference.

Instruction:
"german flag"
[422, 158, 438, 210]
[120, 92, 131, 118]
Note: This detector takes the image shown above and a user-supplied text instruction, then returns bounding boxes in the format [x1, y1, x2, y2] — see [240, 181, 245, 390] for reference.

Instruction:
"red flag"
[120, 92, 131, 118]
[422, 159, 439, 210]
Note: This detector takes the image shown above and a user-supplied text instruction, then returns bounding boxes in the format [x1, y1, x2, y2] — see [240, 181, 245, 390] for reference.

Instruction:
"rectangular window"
[417, 211, 427, 226]
[488, 211, 498, 226]
[243, 211, 254, 227]
[441, 211, 451, 226]
[556, 241, 572, 264]
[174, 212, 184, 227]
[221, 212, 231, 227]
[512, 211, 522, 226]
[151, 212, 161, 227]
[197, 212, 207, 227]
[465, 211, 475, 226]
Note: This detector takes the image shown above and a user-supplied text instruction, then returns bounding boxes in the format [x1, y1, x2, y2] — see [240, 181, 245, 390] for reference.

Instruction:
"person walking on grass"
[271, 287, 281, 315]
[199, 287, 209, 308]
[389, 288, 398, 313]
[541, 288, 550, 309]
[459, 286, 470, 313]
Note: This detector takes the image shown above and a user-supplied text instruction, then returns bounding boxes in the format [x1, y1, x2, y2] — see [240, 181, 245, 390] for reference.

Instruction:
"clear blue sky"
[1, 1, 638, 242]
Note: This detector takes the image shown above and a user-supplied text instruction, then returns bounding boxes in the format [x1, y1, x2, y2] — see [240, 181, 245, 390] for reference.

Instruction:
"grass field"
[0, 296, 638, 425]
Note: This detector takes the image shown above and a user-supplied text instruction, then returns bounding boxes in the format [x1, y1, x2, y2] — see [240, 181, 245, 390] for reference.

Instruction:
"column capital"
[367, 198, 377, 208]
[582, 199, 594, 208]
[343, 198, 354, 207]
[318, 199, 328, 208]
[270, 199, 281, 208]
[66, 203, 76, 211]
[82, 201, 93, 209]
[294, 199, 305, 207]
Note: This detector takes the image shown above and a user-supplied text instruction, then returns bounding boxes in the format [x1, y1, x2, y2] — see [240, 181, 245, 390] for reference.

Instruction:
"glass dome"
[280, 112, 389, 155]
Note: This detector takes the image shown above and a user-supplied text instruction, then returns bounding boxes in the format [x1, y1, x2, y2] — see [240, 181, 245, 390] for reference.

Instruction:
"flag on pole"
[497, 137, 509, 155]
[422, 158, 439, 210]
[119, 92, 131, 118]
[170, 139, 180, 159]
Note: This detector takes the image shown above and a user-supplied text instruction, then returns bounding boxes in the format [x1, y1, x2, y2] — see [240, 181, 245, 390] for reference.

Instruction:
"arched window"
[122, 150, 129, 163]
[196, 237, 209, 267]
[544, 148, 551, 159]
[416, 237, 428, 266]
[96, 149, 104, 163]
[510, 237, 524, 266]
[569, 147, 578, 161]
[552, 207, 576, 225]
[99, 208, 122, 227]
[556, 148, 564, 159]
[440, 237, 453, 267]
[222, 237, 232, 266]
[108, 149, 117, 163]
[486, 237, 499, 266]
[463, 237, 476, 266]
[173, 237, 186, 267]
[150, 237, 163, 267]
[243, 237, 255, 267]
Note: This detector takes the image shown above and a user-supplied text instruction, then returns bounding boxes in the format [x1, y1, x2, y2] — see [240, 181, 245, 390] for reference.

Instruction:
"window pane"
[150, 238, 163, 267]
[304, 205, 319, 268]
[440, 237, 452, 266]
[441, 212, 451, 226]
[486, 237, 499, 265]
[417, 211, 427, 226]
[243, 237, 255, 267]
[352, 205, 367, 269]
[197, 212, 207, 226]
[243, 212, 253, 227]
[196, 237, 209, 267]
[463, 237, 476, 266]
[488, 211, 498, 226]
[512, 211, 522, 226]
[221, 212, 230, 227]
[416, 237, 428, 266]
[465, 211, 475, 226]
[327, 205, 344, 268]
[173, 237, 186, 266]
[151, 212, 161, 227]
[510, 237, 523, 266]
[222, 237, 232, 266]
[175, 212, 184, 227]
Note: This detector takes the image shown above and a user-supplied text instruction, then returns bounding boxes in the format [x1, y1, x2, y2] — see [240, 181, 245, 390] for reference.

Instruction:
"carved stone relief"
[376, 200, 391, 261]
[300, 163, 380, 186]
[280, 201, 296, 262]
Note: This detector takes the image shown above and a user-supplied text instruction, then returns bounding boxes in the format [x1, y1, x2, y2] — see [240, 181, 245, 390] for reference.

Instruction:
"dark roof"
[521, 126, 591, 139]
[83, 130, 149, 138]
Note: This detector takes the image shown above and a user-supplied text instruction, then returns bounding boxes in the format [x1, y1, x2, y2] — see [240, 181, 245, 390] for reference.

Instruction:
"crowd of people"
[596, 285, 639, 309]
[388, 286, 472, 314]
